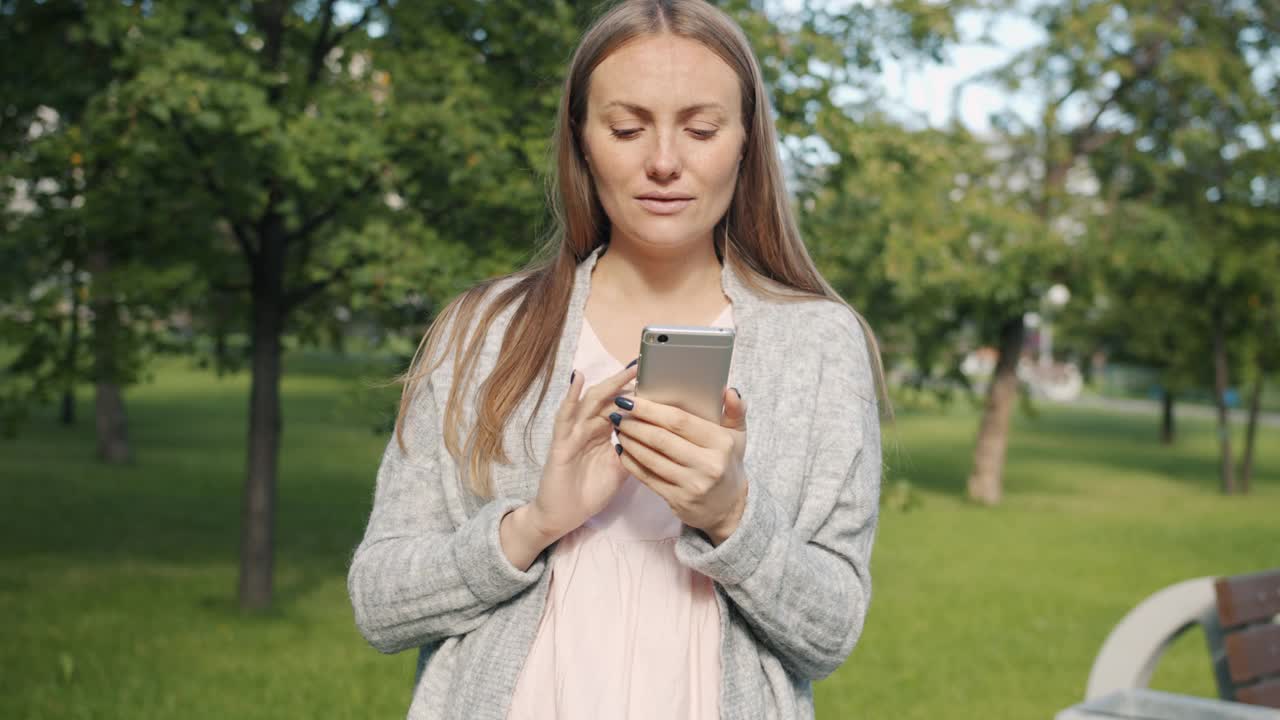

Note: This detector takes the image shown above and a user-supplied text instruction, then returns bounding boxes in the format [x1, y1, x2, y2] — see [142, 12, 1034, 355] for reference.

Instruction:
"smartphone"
[634, 324, 736, 423]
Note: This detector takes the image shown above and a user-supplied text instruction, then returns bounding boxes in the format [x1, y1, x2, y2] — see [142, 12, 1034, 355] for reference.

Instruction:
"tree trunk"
[1210, 309, 1235, 494]
[967, 315, 1026, 505]
[88, 243, 132, 463]
[1160, 388, 1175, 445]
[60, 266, 81, 426]
[238, 223, 286, 611]
[1236, 366, 1263, 495]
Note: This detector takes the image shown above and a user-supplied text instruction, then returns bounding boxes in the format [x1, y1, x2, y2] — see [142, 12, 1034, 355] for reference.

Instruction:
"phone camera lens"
[657, 334, 668, 343]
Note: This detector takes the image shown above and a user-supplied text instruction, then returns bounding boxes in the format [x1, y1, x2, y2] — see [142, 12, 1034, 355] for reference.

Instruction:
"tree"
[950, 0, 1279, 501]
[0, 0, 190, 458]
[727, 0, 991, 400]
[1077, 0, 1280, 493]
[104, 0, 419, 610]
[800, 117, 1034, 405]
[1068, 200, 1213, 445]
[100, 0, 627, 610]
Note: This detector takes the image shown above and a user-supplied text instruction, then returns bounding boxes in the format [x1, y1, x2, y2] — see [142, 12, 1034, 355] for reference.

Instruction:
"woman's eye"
[604, 126, 716, 139]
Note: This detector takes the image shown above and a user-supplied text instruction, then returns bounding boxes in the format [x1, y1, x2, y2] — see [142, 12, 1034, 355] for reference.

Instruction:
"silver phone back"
[635, 324, 735, 423]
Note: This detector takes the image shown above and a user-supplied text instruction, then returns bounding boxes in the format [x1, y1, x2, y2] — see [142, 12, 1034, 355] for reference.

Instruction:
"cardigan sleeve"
[674, 309, 882, 681]
[347, 374, 547, 655]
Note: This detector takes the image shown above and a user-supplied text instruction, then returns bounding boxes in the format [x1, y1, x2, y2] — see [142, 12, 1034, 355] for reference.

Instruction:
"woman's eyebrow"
[602, 100, 727, 119]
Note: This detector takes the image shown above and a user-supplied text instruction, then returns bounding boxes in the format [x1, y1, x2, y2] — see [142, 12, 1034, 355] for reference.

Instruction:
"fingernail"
[615, 442, 623, 455]
[625, 357, 638, 369]
[614, 396, 634, 410]
[570, 370, 576, 384]
[731, 387, 741, 399]
[608, 412, 623, 426]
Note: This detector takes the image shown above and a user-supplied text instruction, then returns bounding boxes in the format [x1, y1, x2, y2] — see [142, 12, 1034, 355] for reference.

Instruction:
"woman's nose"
[644, 130, 682, 179]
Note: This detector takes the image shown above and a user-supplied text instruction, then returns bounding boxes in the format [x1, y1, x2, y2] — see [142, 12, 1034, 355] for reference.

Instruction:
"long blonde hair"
[394, 0, 889, 498]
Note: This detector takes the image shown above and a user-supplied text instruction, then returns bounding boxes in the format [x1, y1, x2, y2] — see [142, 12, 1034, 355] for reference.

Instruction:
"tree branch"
[330, 0, 384, 50]
[305, 0, 338, 89]
[1068, 38, 1165, 159]
[286, 172, 379, 243]
[213, 280, 251, 294]
[259, 183, 284, 240]
[283, 251, 373, 313]
[1039, 37, 1169, 214]
[284, 173, 379, 299]
[253, 0, 288, 105]
[305, 0, 385, 90]
[165, 115, 258, 263]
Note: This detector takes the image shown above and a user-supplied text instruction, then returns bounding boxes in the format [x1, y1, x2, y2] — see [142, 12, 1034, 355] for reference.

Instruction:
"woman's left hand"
[611, 387, 749, 545]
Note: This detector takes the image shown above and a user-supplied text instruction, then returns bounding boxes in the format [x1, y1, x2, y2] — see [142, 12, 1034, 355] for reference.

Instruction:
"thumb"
[721, 386, 747, 431]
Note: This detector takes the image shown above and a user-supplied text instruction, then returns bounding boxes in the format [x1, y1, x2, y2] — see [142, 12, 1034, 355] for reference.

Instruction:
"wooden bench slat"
[1226, 623, 1280, 684]
[1216, 570, 1280, 629]
[1236, 677, 1280, 709]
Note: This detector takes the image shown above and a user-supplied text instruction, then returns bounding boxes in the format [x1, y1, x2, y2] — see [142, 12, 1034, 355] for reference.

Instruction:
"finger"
[613, 395, 722, 448]
[577, 363, 639, 423]
[615, 416, 720, 476]
[580, 414, 614, 443]
[720, 386, 747, 432]
[554, 369, 583, 439]
[617, 444, 682, 504]
[617, 430, 696, 489]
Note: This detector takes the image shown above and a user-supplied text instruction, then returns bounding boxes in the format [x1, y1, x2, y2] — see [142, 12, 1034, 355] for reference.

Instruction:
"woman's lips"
[636, 197, 693, 215]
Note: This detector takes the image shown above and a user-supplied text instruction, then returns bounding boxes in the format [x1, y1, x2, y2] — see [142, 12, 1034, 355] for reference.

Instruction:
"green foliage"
[797, 0, 1280, 417]
[801, 115, 1046, 391]
[2, 0, 1273, 495]
[1035, 0, 1280, 403]
[1, 0, 987, 408]
[0, 0, 206, 432]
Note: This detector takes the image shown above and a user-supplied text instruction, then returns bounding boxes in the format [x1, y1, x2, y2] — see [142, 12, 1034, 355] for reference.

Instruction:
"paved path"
[1054, 395, 1280, 429]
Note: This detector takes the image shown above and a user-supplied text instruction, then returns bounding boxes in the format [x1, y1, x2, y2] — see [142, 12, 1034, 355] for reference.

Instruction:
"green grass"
[1, 354, 1276, 719]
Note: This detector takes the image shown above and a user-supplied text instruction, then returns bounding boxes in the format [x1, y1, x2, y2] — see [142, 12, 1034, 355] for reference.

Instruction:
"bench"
[1069, 568, 1280, 716]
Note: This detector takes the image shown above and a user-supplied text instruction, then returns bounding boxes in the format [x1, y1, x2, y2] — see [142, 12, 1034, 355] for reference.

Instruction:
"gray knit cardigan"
[347, 242, 882, 719]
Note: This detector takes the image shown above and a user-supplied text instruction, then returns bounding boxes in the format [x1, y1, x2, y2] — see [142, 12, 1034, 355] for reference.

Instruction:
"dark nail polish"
[609, 412, 622, 426]
[625, 357, 638, 369]
[615, 442, 623, 455]
[614, 396, 634, 411]
[731, 387, 741, 399]
[570, 371, 576, 384]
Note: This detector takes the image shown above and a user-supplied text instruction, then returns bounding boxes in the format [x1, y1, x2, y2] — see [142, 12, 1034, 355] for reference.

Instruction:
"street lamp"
[1040, 284, 1071, 366]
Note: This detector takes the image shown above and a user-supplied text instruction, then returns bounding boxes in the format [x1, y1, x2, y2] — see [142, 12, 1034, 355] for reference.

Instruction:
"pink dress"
[506, 303, 734, 720]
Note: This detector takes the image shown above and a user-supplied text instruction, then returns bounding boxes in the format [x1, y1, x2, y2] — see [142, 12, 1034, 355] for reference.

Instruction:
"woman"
[347, 1, 886, 718]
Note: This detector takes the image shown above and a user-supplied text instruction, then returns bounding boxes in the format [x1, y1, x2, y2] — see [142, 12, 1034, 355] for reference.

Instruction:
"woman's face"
[582, 34, 747, 256]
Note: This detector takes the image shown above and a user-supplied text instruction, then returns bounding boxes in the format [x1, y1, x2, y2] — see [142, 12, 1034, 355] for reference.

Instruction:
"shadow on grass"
[881, 403, 1275, 500]
[1012, 407, 1274, 493]
[0, 370, 388, 594]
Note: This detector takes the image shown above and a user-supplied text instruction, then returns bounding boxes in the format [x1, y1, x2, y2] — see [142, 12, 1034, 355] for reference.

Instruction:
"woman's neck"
[591, 237, 724, 307]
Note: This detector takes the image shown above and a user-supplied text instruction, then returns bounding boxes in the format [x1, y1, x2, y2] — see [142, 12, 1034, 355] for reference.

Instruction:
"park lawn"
[1, 353, 1276, 720]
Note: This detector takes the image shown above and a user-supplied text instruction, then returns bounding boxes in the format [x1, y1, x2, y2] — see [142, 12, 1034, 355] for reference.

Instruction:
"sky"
[878, 13, 1046, 133]
[771, 0, 1047, 135]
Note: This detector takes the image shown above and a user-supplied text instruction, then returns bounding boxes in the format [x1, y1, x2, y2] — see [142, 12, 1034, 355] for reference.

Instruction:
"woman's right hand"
[528, 363, 638, 540]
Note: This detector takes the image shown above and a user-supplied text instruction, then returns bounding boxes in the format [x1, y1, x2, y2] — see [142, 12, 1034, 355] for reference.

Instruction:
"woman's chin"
[619, 227, 710, 250]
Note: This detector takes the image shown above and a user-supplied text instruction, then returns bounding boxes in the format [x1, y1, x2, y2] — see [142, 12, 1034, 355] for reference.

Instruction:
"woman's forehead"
[589, 35, 741, 114]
